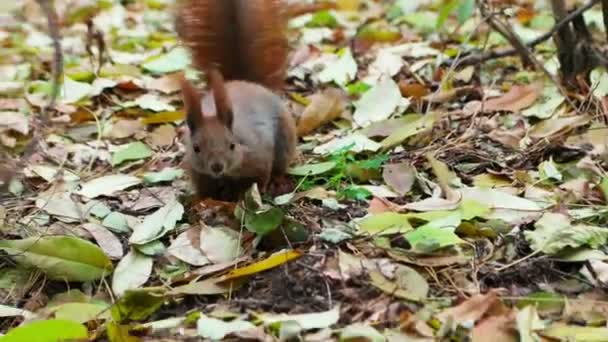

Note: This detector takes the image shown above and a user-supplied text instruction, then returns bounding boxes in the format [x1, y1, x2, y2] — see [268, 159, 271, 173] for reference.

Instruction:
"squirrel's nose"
[210, 163, 223, 174]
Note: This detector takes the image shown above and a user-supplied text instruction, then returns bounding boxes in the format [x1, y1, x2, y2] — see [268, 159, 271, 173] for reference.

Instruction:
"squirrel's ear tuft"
[179, 73, 204, 132]
[207, 68, 234, 129]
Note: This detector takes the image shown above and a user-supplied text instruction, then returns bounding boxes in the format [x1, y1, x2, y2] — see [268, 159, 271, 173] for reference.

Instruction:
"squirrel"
[175, 0, 306, 201]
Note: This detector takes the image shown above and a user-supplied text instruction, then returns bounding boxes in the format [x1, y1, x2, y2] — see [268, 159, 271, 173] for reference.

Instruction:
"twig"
[479, 1, 580, 112]
[446, 0, 600, 66]
[0, 0, 62, 188]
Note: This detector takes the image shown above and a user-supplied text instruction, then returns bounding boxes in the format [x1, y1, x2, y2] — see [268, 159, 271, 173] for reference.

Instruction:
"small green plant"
[300, 144, 388, 201]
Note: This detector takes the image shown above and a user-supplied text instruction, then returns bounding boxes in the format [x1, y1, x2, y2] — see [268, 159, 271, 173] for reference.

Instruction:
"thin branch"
[446, 0, 600, 66]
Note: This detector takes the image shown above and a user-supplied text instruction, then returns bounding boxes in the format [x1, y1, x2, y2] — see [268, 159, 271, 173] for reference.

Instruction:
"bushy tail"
[175, 0, 288, 91]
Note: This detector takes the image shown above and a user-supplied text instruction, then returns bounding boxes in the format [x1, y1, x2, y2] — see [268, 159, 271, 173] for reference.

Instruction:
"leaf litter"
[2, 0, 608, 341]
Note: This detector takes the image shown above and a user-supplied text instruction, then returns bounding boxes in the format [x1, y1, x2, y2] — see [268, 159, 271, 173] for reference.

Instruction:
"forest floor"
[1, 0, 608, 341]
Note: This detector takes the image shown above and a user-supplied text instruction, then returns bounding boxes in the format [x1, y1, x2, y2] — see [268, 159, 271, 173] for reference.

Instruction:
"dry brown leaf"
[436, 290, 503, 324]
[107, 119, 145, 139]
[383, 162, 416, 196]
[423, 85, 478, 104]
[296, 88, 346, 136]
[399, 81, 430, 100]
[82, 223, 124, 260]
[147, 124, 176, 148]
[529, 114, 591, 139]
[472, 313, 518, 342]
[367, 197, 400, 214]
[146, 73, 182, 94]
[483, 83, 541, 112]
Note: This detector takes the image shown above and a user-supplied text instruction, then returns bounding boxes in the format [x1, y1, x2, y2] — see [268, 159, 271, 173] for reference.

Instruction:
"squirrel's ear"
[179, 73, 204, 132]
[207, 68, 234, 129]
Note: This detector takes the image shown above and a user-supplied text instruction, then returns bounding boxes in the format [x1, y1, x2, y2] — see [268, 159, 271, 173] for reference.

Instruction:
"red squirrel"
[175, 0, 298, 201]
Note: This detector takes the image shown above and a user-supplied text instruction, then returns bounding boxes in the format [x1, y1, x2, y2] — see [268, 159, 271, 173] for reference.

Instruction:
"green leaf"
[541, 325, 608, 341]
[436, 0, 458, 30]
[346, 81, 371, 96]
[307, 10, 338, 28]
[0, 319, 88, 342]
[129, 197, 184, 245]
[405, 220, 465, 253]
[340, 185, 372, 201]
[111, 289, 165, 323]
[244, 207, 285, 236]
[357, 212, 413, 235]
[51, 302, 111, 323]
[381, 112, 437, 148]
[111, 142, 153, 166]
[288, 161, 336, 176]
[457, 0, 475, 24]
[142, 47, 191, 74]
[102, 212, 131, 233]
[143, 167, 184, 184]
[524, 213, 608, 254]
[0, 236, 113, 282]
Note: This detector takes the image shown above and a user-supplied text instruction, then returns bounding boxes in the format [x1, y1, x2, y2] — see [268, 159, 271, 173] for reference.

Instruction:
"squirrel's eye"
[229, 143, 235, 151]
[193, 145, 200, 153]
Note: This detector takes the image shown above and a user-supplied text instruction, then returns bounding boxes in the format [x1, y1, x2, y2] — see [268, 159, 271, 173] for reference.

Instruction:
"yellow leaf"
[221, 250, 302, 281]
[141, 111, 185, 125]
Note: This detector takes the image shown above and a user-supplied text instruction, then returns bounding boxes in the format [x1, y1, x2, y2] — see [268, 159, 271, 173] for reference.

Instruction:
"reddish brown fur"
[176, 0, 288, 90]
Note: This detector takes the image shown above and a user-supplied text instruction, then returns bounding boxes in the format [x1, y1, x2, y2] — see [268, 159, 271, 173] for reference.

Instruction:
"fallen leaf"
[221, 250, 302, 281]
[540, 324, 608, 342]
[259, 306, 340, 331]
[142, 47, 191, 74]
[340, 323, 385, 342]
[82, 223, 124, 260]
[436, 290, 502, 324]
[199, 225, 243, 263]
[353, 76, 402, 127]
[147, 124, 176, 148]
[145, 73, 182, 94]
[477, 83, 541, 113]
[0, 236, 113, 282]
[106, 120, 144, 140]
[369, 264, 428, 301]
[313, 133, 381, 154]
[111, 249, 153, 297]
[143, 168, 183, 184]
[111, 142, 153, 166]
[129, 197, 184, 245]
[381, 112, 437, 148]
[297, 88, 346, 136]
[0, 319, 88, 342]
[317, 48, 357, 85]
[524, 213, 608, 254]
[529, 114, 591, 139]
[516, 306, 545, 342]
[383, 162, 416, 196]
[166, 230, 210, 266]
[197, 316, 256, 340]
[522, 84, 564, 119]
[0, 111, 29, 135]
[60, 76, 92, 104]
[356, 212, 413, 235]
[288, 161, 336, 176]
[77, 174, 142, 198]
